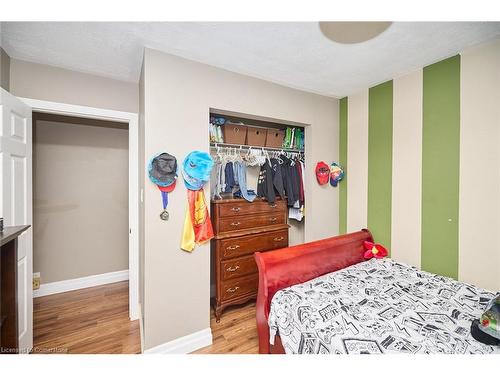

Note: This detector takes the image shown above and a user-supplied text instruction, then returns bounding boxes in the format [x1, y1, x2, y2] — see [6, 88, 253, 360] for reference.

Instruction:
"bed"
[254, 229, 499, 354]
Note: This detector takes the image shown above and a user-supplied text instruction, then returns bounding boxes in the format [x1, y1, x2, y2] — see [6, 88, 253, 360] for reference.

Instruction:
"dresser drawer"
[220, 274, 258, 302]
[221, 255, 258, 281]
[218, 212, 286, 233]
[217, 199, 286, 218]
[219, 229, 288, 259]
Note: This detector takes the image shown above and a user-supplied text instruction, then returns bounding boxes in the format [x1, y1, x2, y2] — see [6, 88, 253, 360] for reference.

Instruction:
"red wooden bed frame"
[254, 229, 374, 354]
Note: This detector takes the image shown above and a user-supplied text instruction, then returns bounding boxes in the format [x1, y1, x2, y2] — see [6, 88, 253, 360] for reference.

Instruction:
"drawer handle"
[226, 245, 240, 251]
[226, 286, 240, 293]
[226, 265, 240, 272]
[231, 207, 241, 212]
[270, 204, 277, 208]
[230, 221, 241, 226]
[274, 236, 284, 241]
[269, 217, 277, 222]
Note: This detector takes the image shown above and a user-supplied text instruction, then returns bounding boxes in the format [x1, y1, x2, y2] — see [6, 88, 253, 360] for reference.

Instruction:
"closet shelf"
[210, 142, 304, 154]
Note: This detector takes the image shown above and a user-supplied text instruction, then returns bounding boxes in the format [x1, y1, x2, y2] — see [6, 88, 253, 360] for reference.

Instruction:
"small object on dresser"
[0, 217, 3, 232]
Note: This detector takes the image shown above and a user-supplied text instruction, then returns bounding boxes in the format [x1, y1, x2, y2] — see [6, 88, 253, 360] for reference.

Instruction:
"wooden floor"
[33, 281, 141, 354]
[193, 301, 259, 354]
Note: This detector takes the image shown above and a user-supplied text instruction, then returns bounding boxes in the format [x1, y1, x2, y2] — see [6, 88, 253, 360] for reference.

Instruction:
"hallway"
[33, 281, 141, 354]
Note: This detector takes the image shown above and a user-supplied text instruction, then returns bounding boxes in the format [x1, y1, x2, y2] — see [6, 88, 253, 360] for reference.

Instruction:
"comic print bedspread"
[268, 258, 500, 354]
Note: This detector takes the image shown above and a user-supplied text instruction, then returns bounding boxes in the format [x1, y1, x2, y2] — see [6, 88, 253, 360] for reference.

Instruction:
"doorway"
[1, 91, 140, 353]
[33, 113, 129, 291]
[30, 112, 138, 353]
[22, 98, 140, 325]
[24, 98, 140, 354]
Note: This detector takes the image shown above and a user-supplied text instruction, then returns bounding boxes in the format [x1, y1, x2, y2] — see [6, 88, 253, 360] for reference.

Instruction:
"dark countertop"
[0, 225, 30, 247]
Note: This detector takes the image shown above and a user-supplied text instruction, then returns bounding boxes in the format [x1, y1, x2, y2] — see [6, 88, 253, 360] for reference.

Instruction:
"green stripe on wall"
[421, 55, 460, 279]
[367, 81, 393, 251]
[339, 97, 348, 234]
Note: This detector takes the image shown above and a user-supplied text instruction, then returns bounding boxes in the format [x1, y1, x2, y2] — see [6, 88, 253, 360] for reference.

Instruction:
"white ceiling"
[1, 22, 500, 97]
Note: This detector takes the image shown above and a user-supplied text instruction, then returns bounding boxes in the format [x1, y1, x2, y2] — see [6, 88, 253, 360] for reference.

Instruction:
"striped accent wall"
[339, 39, 500, 291]
[421, 55, 461, 279]
[367, 81, 393, 253]
[391, 69, 422, 269]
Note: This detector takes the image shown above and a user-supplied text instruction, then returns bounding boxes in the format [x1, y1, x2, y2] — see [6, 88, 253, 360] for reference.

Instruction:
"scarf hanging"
[180, 188, 214, 252]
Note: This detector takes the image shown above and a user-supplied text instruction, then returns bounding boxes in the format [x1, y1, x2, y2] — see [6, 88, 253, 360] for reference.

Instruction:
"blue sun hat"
[182, 151, 214, 190]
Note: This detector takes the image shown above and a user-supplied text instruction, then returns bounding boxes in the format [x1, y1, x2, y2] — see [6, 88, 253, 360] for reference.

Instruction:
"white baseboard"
[144, 328, 212, 354]
[33, 269, 129, 298]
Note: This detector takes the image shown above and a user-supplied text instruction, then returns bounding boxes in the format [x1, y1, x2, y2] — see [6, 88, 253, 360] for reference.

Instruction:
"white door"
[0, 88, 33, 353]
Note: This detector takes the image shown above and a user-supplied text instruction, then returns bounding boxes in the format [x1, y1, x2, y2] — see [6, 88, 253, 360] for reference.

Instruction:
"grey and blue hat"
[182, 151, 214, 190]
[148, 152, 178, 187]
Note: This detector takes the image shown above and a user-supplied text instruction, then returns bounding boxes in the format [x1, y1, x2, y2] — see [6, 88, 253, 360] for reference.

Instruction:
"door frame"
[20, 97, 140, 321]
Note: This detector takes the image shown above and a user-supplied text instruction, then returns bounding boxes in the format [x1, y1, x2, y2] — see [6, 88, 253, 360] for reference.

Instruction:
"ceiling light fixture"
[319, 22, 392, 44]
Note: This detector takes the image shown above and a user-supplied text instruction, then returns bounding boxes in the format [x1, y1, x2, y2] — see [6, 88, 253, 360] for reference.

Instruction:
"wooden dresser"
[1, 225, 30, 354]
[211, 198, 289, 321]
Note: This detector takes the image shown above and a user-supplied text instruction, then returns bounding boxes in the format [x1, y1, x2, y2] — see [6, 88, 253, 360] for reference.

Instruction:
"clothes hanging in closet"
[256, 157, 288, 204]
[224, 162, 236, 193]
[271, 158, 286, 200]
[211, 147, 305, 213]
[211, 155, 257, 203]
[257, 159, 275, 203]
[288, 159, 305, 221]
[280, 155, 301, 206]
[233, 161, 256, 202]
[257, 154, 304, 208]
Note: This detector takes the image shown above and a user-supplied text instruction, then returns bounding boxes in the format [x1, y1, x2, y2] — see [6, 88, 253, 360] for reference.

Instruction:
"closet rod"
[210, 142, 304, 154]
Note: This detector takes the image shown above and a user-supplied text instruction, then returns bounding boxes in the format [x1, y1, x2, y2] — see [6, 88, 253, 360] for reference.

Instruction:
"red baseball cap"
[315, 161, 330, 185]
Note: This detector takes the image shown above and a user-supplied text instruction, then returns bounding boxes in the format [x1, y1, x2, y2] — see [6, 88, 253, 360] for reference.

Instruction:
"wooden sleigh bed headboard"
[254, 229, 373, 354]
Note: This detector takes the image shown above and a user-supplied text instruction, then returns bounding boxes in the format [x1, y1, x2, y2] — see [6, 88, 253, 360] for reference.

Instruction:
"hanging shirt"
[280, 155, 301, 206]
[289, 158, 300, 206]
[234, 161, 256, 202]
[257, 159, 275, 203]
[270, 158, 286, 199]
[296, 158, 304, 205]
[300, 160, 306, 207]
[224, 162, 236, 193]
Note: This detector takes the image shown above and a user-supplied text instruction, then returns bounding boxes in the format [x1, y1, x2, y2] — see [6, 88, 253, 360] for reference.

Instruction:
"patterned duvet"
[268, 258, 499, 354]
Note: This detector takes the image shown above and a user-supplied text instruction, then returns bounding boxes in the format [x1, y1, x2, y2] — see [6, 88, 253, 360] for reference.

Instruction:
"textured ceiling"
[1, 22, 500, 97]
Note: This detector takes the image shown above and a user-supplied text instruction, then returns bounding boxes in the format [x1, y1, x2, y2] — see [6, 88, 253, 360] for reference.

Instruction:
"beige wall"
[33, 120, 129, 283]
[346, 90, 369, 232]
[391, 69, 423, 269]
[0, 47, 10, 91]
[141, 48, 339, 350]
[459, 39, 500, 291]
[9, 59, 138, 113]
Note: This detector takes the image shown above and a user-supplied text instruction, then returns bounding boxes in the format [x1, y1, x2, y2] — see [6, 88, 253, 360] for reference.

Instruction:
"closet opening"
[31, 112, 140, 353]
[207, 108, 307, 334]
